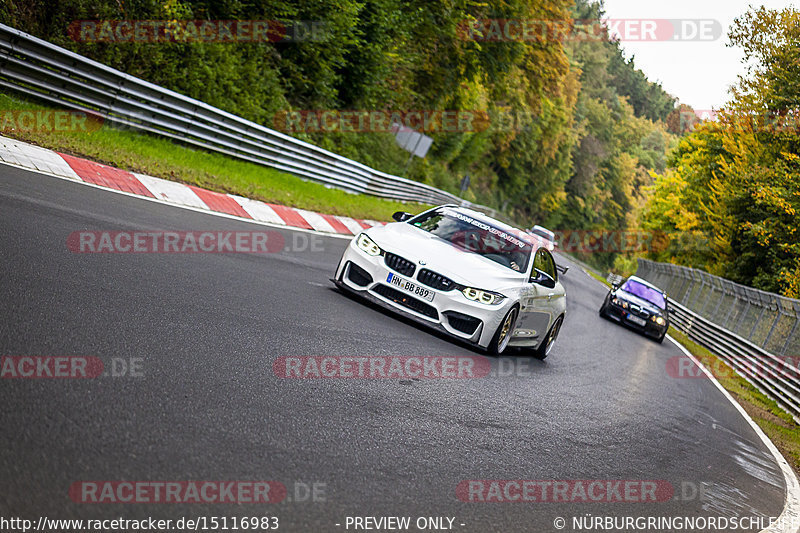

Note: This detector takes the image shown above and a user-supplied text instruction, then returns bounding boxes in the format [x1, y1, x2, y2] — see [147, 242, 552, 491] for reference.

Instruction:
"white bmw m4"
[332, 205, 567, 357]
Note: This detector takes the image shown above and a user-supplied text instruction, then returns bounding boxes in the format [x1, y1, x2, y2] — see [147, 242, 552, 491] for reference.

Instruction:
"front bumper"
[605, 303, 668, 338]
[333, 240, 514, 349]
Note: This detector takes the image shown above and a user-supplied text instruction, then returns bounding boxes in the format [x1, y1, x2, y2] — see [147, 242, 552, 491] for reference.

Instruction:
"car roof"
[625, 275, 666, 294]
[529, 226, 555, 238]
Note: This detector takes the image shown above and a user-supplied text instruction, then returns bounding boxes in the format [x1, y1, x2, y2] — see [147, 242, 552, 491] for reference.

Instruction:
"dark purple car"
[599, 275, 669, 343]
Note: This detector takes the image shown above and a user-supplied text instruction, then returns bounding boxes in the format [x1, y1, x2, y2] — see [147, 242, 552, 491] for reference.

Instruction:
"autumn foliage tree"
[2, 0, 676, 260]
[642, 6, 800, 296]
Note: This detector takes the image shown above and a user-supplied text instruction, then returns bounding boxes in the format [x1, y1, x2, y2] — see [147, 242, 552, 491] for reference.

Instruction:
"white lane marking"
[134, 173, 208, 209]
[229, 195, 286, 225]
[0, 137, 82, 181]
[667, 335, 800, 533]
[295, 208, 337, 233]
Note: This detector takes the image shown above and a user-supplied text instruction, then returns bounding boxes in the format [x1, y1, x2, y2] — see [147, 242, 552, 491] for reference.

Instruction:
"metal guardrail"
[668, 299, 800, 423]
[0, 23, 499, 217]
[635, 259, 800, 422]
[637, 259, 800, 356]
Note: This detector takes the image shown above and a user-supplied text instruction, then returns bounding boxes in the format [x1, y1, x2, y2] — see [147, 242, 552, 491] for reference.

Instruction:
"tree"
[641, 6, 800, 296]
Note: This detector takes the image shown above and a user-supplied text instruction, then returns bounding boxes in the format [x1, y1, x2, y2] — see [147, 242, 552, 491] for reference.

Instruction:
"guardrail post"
[734, 299, 750, 334]
[676, 271, 691, 304]
[782, 314, 799, 356]
[0, 31, 12, 71]
[712, 281, 726, 319]
[722, 284, 738, 328]
[680, 270, 692, 307]
[699, 275, 716, 316]
[762, 311, 781, 349]
[750, 304, 767, 340]
[690, 272, 706, 311]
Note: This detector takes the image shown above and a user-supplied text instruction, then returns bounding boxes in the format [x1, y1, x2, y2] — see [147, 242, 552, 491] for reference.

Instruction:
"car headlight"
[356, 233, 381, 256]
[652, 316, 666, 325]
[612, 297, 629, 309]
[462, 287, 505, 305]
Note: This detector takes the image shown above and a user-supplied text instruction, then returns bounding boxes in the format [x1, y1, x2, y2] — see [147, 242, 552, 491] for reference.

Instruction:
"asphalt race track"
[0, 164, 790, 532]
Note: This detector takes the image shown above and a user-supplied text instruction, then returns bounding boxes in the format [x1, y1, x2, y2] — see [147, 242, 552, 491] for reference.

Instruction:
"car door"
[514, 248, 559, 343]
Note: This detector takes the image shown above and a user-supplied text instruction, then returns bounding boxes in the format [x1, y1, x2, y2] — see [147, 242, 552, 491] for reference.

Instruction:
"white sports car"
[332, 205, 567, 357]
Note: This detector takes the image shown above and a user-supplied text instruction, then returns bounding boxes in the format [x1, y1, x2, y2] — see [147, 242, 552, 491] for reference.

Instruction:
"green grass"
[668, 327, 800, 475]
[585, 268, 611, 287]
[0, 91, 432, 220]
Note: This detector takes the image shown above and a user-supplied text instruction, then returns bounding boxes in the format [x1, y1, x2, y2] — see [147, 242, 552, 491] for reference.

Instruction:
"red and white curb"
[0, 135, 386, 237]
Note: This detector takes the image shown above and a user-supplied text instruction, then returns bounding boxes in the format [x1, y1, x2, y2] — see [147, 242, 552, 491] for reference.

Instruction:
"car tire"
[599, 303, 608, 318]
[488, 306, 519, 356]
[533, 315, 564, 360]
[656, 331, 666, 344]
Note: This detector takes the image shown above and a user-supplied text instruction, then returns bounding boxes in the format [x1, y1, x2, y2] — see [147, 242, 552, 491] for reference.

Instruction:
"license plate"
[627, 314, 646, 327]
[386, 272, 435, 302]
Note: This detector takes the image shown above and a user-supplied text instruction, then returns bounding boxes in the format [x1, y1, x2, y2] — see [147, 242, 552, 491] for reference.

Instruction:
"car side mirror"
[612, 282, 620, 290]
[530, 268, 556, 289]
[392, 211, 413, 222]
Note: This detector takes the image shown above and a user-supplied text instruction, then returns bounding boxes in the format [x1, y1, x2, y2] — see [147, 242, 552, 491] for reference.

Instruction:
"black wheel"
[488, 306, 519, 355]
[656, 331, 666, 344]
[534, 315, 564, 360]
[599, 303, 608, 318]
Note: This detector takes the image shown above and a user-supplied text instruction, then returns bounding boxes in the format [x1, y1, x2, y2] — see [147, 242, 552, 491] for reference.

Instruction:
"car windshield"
[620, 279, 666, 309]
[410, 208, 533, 272]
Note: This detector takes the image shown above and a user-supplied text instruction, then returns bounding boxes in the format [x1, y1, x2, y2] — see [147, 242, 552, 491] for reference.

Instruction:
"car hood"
[614, 290, 665, 315]
[365, 222, 528, 288]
